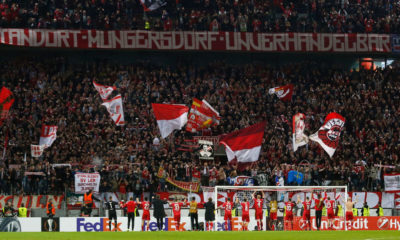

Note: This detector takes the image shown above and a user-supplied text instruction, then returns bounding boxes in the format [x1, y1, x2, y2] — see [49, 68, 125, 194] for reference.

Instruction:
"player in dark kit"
[105, 196, 118, 231]
[203, 198, 215, 231]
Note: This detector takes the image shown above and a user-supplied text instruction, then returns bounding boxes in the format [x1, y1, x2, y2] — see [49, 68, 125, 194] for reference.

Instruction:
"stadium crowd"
[0, 0, 400, 33]
[0, 55, 399, 197]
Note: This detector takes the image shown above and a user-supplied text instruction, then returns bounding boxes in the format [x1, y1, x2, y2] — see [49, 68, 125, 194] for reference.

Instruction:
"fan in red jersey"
[252, 191, 264, 231]
[283, 200, 296, 231]
[219, 197, 233, 231]
[169, 197, 188, 231]
[297, 195, 312, 231]
[137, 197, 151, 231]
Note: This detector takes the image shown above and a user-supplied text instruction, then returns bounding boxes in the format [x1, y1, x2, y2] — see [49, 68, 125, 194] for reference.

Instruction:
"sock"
[210, 222, 214, 231]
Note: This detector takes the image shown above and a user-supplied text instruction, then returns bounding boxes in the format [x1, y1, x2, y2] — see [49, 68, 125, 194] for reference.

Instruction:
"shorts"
[327, 211, 335, 219]
[284, 213, 293, 221]
[109, 212, 117, 221]
[142, 212, 150, 221]
[255, 211, 263, 220]
[269, 212, 277, 220]
[224, 213, 232, 221]
[303, 213, 310, 221]
[174, 215, 181, 223]
[242, 214, 249, 222]
[346, 211, 353, 221]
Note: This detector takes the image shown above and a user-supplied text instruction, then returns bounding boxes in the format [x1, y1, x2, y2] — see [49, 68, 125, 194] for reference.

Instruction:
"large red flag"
[152, 103, 189, 139]
[0, 87, 14, 125]
[220, 121, 266, 163]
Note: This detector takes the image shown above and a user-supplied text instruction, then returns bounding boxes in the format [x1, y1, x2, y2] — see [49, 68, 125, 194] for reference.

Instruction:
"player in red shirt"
[283, 200, 296, 231]
[312, 191, 327, 231]
[219, 197, 233, 231]
[239, 197, 250, 231]
[124, 197, 137, 231]
[326, 194, 341, 230]
[297, 195, 312, 231]
[252, 191, 264, 231]
[169, 197, 188, 231]
[137, 197, 151, 231]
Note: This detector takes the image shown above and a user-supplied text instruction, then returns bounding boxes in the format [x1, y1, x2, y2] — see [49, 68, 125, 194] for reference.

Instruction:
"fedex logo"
[144, 218, 187, 231]
[77, 218, 122, 232]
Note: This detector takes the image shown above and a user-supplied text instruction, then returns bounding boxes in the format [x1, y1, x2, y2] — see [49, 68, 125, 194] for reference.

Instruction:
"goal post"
[214, 185, 348, 231]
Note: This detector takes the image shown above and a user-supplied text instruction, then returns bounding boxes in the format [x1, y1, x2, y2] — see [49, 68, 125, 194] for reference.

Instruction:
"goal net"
[213, 186, 348, 231]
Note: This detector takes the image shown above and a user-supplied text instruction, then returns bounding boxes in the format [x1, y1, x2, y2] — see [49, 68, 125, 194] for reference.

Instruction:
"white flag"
[292, 113, 308, 152]
[101, 95, 125, 126]
[31, 144, 45, 157]
[93, 81, 115, 101]
[39, 125, 58, 147]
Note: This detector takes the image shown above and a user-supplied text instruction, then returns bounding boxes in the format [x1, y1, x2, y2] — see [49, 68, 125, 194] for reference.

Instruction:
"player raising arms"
[137, 197, 151, 231]
[169, 197, 188, 231]
[326, 194, 341, 230]
[238, 197, 250, 231]
[345, 196, 358, 230]
[283, 199, 296, 231]
[252, 191, 264, 231]
[297, 195, 312, 231]
[219, 197, 233, 231]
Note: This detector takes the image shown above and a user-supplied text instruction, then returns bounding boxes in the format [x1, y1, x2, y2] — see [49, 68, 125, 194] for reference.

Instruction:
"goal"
[213, 185, 348, 231]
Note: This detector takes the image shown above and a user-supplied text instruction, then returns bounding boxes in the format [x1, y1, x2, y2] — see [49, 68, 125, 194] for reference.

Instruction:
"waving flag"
[220, 121, 266, 163]
[152, 103, 189, 139]
[39, 125, 58, 147]
[0, 87, 14, 125]
[309, 112, 345, 158]
[293, 113, 308, 152]
[288, 170, 304, 184]
[140, 0, 166, 11]
[93, 81, 116, 101]
[101, 95, 125, 126]
[31, 144, 46, 158]
[186, 98, 220, 133]
[269, 84, 294, 101]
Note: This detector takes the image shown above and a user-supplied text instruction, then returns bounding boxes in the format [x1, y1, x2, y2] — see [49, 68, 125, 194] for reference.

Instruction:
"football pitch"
[1, 231, 400, 240]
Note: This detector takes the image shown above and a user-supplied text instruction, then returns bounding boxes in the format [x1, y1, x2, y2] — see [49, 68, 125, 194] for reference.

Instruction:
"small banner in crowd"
[0, 86, 14, 125]
[226, 176, 254, 186]
[101, 95, 125, 126]
[269, 84, 294, 101]
[287, 170, 304, 185]
[157, 167, 200, 192]
[198, 140, 214, 160]
[93, 81, 116, 101]
[384, 174, 400, 192]
[309, 112, 345, 158]
[74, 173, 101, 193]
[39, 125, 58, 147]
[30, 145, 46, 158]
[292, 113, 308, 152]
[186, 98, 220, 133]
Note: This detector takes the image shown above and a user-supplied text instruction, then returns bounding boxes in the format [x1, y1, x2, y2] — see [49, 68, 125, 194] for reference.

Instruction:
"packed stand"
[0, 56, 399, 196]
[1, 0, 400, 33]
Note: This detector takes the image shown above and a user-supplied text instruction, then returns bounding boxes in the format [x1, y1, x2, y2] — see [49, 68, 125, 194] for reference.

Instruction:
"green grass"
[1, 231, 400, 240]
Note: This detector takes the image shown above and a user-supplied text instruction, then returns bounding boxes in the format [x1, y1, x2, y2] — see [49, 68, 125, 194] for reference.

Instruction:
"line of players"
[218, 190, 358, 231]
[105, 190, 357, 231]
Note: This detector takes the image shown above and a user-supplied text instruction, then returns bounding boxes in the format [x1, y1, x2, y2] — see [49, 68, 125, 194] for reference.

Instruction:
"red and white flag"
[309, 112, 345, 158]
[39, 125, 58, 147]
[220, 121, 266, 163]
[186, 98, 220, 133]
[93, 81, 116, 101]
[269, 84, 294, 101]
[0, 87, 15, 125]
[152, 103, 189, 139]
[140, 0, 166, 11]
[293, 113, 308, 152]
[31, 144, 46, 158]
[101, 95, 125, 126]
